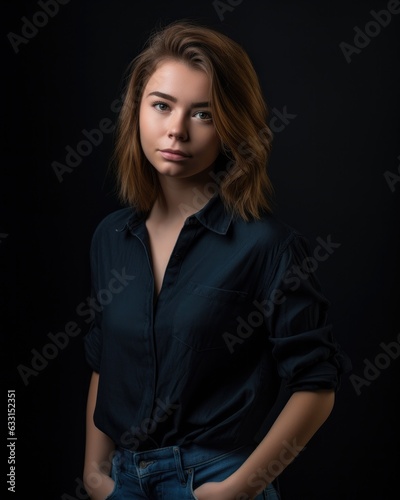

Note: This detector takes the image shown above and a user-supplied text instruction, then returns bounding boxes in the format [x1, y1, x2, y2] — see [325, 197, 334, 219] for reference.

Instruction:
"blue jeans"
[105, 444, 281, 499]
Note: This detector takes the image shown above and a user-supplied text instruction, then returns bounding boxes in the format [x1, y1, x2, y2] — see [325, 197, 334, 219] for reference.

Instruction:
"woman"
[83, 19, 351, 500]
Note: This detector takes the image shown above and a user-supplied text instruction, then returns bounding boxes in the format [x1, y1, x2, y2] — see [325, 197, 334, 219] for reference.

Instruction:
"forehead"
[144, 59, 211, 99]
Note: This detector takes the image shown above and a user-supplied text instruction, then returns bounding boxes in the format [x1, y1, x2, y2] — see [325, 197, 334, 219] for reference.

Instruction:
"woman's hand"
[85, 473, 115, 500]
[193, 480, 251, 500]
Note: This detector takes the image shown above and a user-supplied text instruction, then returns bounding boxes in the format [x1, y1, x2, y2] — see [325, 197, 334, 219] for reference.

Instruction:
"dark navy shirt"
[84, 194, 350, 451]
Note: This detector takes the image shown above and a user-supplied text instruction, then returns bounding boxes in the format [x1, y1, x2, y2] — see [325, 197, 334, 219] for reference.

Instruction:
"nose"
[167, 112, 188, 141]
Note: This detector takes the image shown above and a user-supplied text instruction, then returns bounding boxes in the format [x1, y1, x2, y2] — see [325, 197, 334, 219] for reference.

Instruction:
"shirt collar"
[125, 193, 233, 236]
[193, 193, 233, 235]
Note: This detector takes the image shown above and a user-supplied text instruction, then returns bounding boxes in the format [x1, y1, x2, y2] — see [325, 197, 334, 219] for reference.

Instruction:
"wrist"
[84, 470, 114, 498]
[223, 469, 268, 500]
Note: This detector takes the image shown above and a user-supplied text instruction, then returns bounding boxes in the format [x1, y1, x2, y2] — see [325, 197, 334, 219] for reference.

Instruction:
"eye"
[194, 111, 213, 122]
[152, 101, 169, 112]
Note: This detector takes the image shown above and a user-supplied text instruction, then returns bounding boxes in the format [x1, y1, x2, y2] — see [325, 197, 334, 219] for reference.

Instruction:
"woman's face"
[139, 59, 221, 181]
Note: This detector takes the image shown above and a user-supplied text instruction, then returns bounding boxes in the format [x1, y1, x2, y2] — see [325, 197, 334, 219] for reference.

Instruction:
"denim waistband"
[115, 443, 255, 478]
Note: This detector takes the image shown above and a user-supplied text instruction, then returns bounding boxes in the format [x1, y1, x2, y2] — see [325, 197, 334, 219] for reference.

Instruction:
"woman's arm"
[83, 371, 116, 500]
[193, 389, 335, 500]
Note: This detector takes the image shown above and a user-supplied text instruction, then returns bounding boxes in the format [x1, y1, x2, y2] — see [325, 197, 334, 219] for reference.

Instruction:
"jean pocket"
[104, 453, 121, 499]
[186, 468, 199, 499]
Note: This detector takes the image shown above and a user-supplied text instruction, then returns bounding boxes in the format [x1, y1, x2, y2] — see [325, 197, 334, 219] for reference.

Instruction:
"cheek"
[200, 134, 221, 158]
[138, 112, 146, 142]
[139, 116, 156, 148]
[139, 106, 156, 136]
[194, 127, 219, 148]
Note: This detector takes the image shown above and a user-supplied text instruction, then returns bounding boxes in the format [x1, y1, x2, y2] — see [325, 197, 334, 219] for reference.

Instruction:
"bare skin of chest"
[145, 219, 183, 297]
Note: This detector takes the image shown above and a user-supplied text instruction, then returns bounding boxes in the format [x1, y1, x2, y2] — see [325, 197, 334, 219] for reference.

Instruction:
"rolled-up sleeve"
[263, 233, 351, 392]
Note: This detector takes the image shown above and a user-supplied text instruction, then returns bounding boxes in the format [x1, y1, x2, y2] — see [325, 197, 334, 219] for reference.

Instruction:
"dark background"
[1, 0, 399, 498]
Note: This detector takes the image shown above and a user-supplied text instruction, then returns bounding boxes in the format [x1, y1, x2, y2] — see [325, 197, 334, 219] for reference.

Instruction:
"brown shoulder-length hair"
[112, 19, 274, 220]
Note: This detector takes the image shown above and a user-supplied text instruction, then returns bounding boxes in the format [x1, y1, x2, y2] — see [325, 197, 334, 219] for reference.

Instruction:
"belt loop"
[173, 446, 186, 485]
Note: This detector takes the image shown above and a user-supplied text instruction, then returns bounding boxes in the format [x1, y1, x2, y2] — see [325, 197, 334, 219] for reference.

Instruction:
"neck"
[150, 168, 216, 223]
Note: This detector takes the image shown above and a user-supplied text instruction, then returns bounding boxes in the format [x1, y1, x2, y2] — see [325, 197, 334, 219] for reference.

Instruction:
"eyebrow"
[146, 91, 210, 108]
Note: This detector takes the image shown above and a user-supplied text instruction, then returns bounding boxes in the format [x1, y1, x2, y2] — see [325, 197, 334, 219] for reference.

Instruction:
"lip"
[159, 149, 191, 161]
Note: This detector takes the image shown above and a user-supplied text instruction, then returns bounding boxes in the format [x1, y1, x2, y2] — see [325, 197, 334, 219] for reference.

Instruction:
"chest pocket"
[172, 282, 249, 352]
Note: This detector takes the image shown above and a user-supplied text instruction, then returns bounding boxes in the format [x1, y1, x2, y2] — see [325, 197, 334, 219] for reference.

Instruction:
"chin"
[154, 163, 192, 177]
[156, 166, 185, 177]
